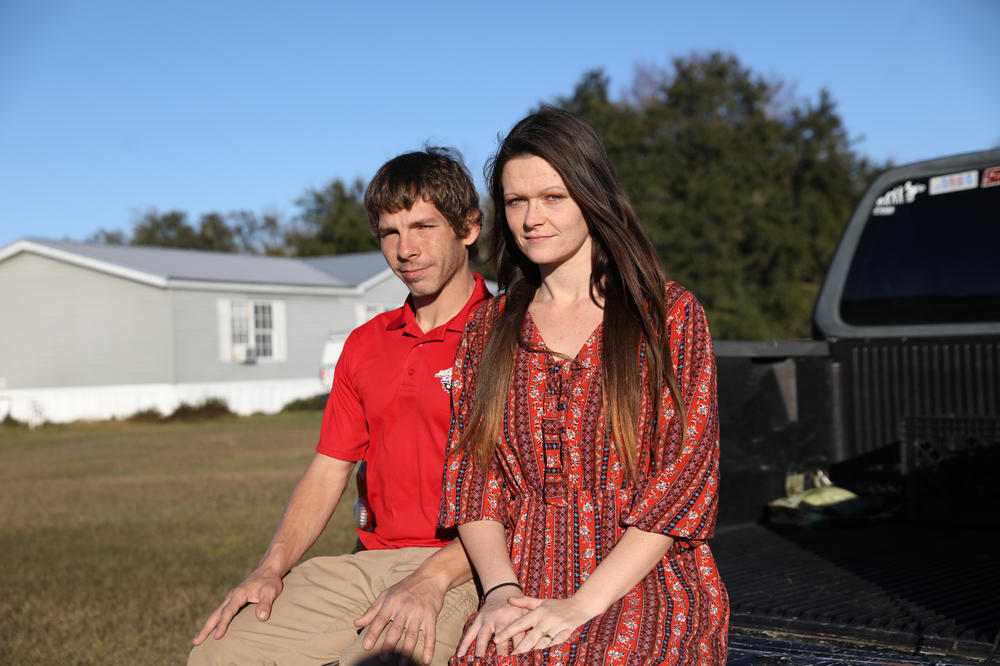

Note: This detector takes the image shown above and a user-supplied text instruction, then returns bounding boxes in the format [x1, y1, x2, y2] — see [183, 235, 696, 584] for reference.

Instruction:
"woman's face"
[501, 155, 592, 275]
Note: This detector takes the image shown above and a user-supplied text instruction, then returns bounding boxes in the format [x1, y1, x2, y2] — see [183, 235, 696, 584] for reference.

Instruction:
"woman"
[440, 108, 728, 665]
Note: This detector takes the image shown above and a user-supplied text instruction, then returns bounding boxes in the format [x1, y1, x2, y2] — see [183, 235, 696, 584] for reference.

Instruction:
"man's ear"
[461, 211, 483, 246]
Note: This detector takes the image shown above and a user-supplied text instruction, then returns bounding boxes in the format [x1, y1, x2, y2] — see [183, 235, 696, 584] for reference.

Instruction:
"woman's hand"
[494, 595, 598, 654]
[456, 586, 528, 658]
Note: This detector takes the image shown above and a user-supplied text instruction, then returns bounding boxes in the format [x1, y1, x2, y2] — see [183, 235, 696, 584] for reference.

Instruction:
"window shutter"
[216, 299, 232, 362]
[272, 300, 287, 362]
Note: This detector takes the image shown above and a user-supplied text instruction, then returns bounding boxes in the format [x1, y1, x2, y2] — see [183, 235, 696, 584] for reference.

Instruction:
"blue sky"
[1, 0, 997, 248]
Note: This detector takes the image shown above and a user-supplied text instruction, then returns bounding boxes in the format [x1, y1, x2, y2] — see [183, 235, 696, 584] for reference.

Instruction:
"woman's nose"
[522, 201, 544, 228]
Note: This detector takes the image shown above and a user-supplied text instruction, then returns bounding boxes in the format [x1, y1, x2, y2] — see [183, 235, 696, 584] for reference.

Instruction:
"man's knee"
[187, 632, 241, 666]
[339, 579, 478, 666]
[438, 579, 479, 634]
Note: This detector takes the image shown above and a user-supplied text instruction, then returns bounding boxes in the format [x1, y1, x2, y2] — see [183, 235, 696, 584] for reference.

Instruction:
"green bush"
[281, 393, 328, 412]
[127, 407, 165, 422]
[164, 398, 234, 422]
[1, 414, 27, 428]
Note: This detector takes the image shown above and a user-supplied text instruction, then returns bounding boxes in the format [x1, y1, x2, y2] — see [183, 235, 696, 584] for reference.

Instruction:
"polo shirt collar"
[385, 273, 491, 338]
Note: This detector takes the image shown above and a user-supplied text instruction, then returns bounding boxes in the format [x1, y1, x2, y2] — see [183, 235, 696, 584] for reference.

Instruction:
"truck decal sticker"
[875, 180, 926, 207]
[982, 166, 1000, 188]
[872, 180, 926, 215]
[929, 170, 978, 195]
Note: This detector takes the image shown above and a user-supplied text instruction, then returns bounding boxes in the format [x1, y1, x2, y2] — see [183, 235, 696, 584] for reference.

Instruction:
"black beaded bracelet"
[482, 581, 522, 601]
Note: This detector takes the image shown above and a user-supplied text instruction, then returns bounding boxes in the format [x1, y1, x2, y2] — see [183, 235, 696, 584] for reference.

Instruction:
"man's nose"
[397, 231, 419, 259]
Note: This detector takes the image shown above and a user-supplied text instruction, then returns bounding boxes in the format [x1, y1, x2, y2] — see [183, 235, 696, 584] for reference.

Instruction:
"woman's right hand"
[456, 586, 528, 658]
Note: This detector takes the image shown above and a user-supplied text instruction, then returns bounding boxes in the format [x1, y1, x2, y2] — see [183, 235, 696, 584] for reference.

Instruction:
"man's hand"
[191, 569, 284, 646]
[354, 569, 447, 665]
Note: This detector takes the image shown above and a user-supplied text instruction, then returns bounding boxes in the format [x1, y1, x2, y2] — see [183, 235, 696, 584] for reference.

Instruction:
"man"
[189, 147, 487, 666]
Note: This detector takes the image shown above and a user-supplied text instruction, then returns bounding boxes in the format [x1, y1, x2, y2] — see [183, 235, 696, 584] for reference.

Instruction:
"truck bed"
[713, 522, 1000, 664]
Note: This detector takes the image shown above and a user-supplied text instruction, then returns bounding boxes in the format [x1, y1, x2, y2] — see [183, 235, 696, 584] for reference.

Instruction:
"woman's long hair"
[460, 107, 687, 479]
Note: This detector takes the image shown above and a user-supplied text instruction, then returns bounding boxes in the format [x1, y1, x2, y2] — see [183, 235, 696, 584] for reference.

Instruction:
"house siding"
[0, 252, 171, 388]
[0, 242, 412, 422]
[169, 288, 359, 385]
[362, 272, 408, 308]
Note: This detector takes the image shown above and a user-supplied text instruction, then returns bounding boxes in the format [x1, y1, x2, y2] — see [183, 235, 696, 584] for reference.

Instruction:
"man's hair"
[365, 146, 482, 259]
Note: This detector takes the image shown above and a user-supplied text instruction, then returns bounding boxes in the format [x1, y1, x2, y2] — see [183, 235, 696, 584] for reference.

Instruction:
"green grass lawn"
[0, 412, 358, 665]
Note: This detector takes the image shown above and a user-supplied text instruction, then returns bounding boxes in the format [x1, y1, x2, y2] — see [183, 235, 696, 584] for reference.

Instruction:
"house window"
[218, 299, 286, 363]
[231, 302, 250, 347]
[252, 302, 274, 359]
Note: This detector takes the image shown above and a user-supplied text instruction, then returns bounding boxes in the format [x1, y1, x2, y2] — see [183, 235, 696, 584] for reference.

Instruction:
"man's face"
[377, 198, 479, 303]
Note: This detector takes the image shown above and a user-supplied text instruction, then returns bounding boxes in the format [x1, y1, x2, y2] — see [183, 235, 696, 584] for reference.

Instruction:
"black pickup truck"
[710, 149, 1000, 664]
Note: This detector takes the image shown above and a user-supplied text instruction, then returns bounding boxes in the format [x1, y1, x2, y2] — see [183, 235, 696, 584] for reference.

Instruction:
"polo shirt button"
[408, 368, 415, 376]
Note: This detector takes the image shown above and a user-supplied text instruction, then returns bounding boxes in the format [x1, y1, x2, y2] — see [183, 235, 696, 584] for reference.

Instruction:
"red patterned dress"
[440, 282, 729, 665]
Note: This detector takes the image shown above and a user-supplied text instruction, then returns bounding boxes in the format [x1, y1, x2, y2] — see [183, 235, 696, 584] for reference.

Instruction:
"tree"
[85, 228, 127, 245]
[128, 209, 241, 252]
[130, 210, 202, 248]
[554, 53, 879, 339]
[195, 213, 237, 252]
[285, 178, 375, 256]
[228, 210, 288, 255]
[87, 209, 290, 255]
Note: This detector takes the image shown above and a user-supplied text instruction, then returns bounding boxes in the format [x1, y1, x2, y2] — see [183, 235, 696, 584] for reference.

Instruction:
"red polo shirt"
[316, 273, 490, 550]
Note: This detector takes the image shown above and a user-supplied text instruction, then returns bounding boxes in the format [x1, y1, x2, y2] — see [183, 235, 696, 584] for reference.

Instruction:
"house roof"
[0, 238, 393, 293]
[304, 253, 394, 289]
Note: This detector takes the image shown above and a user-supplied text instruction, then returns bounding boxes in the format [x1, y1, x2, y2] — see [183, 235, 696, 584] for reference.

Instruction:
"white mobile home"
[0, 239, 407, 425]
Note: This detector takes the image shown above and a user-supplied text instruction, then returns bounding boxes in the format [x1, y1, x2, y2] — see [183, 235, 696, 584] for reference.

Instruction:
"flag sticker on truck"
[982, 166, 1000, 188]
[929, 170, 978, 195]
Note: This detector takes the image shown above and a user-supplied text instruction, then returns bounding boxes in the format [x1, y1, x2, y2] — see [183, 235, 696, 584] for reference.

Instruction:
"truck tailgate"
[713, 523, 1000, 663]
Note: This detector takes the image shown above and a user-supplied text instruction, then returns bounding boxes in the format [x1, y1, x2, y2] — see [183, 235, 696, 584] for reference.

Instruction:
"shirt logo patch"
[435, 368, 453, 393]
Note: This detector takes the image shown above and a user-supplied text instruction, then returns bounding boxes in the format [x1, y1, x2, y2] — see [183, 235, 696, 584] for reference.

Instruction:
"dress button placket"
[542, 358, 567, 506]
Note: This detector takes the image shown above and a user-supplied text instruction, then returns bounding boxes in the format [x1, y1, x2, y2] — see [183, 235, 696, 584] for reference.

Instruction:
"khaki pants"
[188, 547, 479, 666]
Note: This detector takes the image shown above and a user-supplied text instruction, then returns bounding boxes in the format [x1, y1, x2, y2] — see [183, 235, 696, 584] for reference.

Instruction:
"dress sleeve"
[623, 285, 720, 541]
[439, 299, 510, 528]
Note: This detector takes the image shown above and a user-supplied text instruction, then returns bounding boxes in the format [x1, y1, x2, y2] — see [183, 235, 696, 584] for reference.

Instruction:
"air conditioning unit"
[232, 343, 256, 364]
